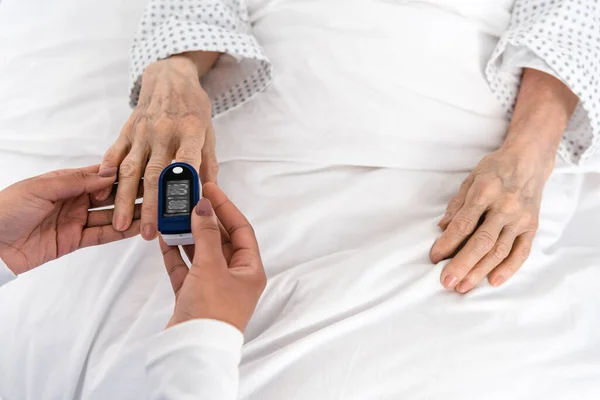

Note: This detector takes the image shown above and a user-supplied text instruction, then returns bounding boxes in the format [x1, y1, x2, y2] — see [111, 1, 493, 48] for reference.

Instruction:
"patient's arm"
[431, 69, 577, 293]
[97, 0, 272, 242]
[501, 69, 579, 175]
[430, 0, 600, 293]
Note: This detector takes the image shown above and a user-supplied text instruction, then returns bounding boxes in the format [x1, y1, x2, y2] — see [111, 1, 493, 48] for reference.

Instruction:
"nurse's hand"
[98, 52, 220, 242]
[430, 147, 548, 293]
[0, 165, 141, 275]
[159, 182, 266, 332]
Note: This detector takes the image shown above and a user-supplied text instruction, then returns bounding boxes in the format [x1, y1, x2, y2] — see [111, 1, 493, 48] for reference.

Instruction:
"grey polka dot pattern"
[487, 0, 600, 165]
[129, 0, 272, 117]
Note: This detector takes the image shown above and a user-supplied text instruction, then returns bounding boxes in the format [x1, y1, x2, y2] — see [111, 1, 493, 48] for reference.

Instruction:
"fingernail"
[114, 215, 127, 231]
[431, 251, 443, 264]
[99, 167, 118, 178]
[142, 224, 155, 240]
[456, 281, 471, 293]
[438, 213, 449, 225]
[490, 275, 505, 287]
[443, 275, 459, 289]
[195, 198, 213, 216]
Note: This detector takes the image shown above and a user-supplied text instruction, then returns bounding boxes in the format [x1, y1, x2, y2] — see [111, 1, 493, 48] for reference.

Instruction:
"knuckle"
[447, 197, 463, 212]
[144, 164, 164, 185]
[72, 170, 87, 183]
[491, 242, 511, 261]
[176, 144, 201, 162]
[198, 221, 220, 233]
[453, 215, 475, 236]
[471, 183, 496, 206]
[472, 191, 489, 206]
[119, 159, 139, 179]
[103, 145, 121, 163]
[471, 231, 495, 254]
[497, 199, 520, 215]
[522, 214, 539, 230]
[132, 113, 148, 129]
[179, 114, 206, 133]
[114, 191, 133, 208]
[227, 222, 252, 238]
[152, 117, 176, 135]
[459, 176, 473, 192]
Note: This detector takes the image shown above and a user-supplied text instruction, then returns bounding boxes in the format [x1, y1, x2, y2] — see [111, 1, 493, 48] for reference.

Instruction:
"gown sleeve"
[130, 0, 272, 117]
[486, 0, 600, 164]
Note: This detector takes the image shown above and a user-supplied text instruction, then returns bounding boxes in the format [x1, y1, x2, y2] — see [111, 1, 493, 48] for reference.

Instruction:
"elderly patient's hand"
[0, 165, 141, 275]
[97, 54, 219, 241]
[430, 147, 550, 293]
[159, 183, 266, 332]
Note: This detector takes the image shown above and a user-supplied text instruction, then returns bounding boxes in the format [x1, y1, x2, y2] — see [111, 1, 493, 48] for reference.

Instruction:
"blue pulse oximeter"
[158, 162, 201, 246]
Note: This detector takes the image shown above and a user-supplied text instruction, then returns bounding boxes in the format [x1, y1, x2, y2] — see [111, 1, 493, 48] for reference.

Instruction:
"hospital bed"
[1, 0, 599, 399]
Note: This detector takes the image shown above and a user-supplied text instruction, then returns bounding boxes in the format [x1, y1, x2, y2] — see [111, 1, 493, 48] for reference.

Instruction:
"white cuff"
[0, 256, 16, 288]
[146, 318, 243, 400]
[500, 44, 557, 80]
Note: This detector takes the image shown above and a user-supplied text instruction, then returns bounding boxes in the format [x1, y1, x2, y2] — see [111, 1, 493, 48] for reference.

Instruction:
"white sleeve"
[486, 0, 600, 165]
[0, 257, 16, 288]
[146, 319, 244, 400]
[130, 0, 272, 117]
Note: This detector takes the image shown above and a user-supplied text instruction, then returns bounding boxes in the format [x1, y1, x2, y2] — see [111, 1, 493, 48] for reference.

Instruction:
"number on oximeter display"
[165, 180, 191, 216]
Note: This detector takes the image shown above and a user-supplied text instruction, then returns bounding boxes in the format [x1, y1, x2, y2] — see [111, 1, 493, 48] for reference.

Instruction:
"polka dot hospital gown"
[130, 0, 600, 164]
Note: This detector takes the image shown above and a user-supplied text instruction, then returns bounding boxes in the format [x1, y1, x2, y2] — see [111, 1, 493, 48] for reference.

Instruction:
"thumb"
[36, 167, 117, 202]
[190, 198, 226, 269]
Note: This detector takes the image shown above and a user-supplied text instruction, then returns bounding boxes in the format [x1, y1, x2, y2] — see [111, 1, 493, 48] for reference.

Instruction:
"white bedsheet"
[1, 1, 600, 399]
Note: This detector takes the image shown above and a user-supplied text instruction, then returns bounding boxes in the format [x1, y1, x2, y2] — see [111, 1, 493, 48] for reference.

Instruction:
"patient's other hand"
[98, 54, 219, 241]
[0, 165, 141, 275]
[430, 147, 550, 293]
[159, 183, 266, 332]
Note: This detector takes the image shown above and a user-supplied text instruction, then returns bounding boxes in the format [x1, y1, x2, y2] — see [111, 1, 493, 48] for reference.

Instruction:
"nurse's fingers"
[439, 214, 506, 290]
[455, 228, 518, 293]
[34, 168, 116, 202]
[488, 232, 534, 287]
[159, 237, 189, 295]
[190, 198, 227, 270]
[203, 183, 259, 257]
[181, 214, 230, 263]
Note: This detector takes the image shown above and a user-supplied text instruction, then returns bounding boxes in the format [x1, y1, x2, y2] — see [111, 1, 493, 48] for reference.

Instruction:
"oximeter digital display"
[158, 162, 201, 246]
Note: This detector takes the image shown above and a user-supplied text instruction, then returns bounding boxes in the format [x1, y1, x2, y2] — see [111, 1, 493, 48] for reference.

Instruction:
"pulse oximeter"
[158, 162, 201, 246]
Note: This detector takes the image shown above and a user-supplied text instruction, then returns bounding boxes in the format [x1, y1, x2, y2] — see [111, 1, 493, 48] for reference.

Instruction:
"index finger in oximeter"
[158, 162, 201, 246]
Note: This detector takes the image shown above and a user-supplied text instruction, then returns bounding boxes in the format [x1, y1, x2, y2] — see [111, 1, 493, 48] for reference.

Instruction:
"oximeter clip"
[158, 162, 201, 246]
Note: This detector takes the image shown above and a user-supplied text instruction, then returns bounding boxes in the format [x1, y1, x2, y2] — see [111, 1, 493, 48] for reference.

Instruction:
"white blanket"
[1, 1, 600, 399]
